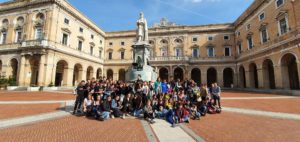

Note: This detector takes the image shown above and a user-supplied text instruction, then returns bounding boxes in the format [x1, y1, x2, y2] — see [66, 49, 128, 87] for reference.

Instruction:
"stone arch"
[249, 63, 258, 88]
[28, 56, 40, 86]
[0, 60, 2, 77]
[280, 53, 299, 89]
[8, 58, 18, 81]
[262, 59, 276, 89]
[174, 67, 184, 81]
[96, 68, 102, 80]
[86, 66, 94, 80]
[239, 66, 246, 88]
[55, 60, 68, 86]
[223, 67, 234, 88]
[73, 63, 83, 86]
[106, 69, 113, 80]
[191, 68, 201, 85]
[207, 67, 217, 87]
[118, 69, 126, 82]
[159, 67, 169, 81]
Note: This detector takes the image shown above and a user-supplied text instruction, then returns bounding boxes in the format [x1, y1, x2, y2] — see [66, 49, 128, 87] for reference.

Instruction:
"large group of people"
[73, 75, 222, 127]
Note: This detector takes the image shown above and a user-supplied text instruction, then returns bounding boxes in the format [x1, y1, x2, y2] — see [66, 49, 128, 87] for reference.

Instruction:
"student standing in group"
[73, 80, 86, 114]
[212, 83, 222, 109]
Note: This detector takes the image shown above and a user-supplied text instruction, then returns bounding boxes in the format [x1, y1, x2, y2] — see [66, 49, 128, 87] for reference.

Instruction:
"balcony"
[149, 56, 235, 63]
[104, 59, 134, 64]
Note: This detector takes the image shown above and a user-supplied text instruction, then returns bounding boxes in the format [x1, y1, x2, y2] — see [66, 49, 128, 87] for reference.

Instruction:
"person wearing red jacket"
[176, 103, 190, 123]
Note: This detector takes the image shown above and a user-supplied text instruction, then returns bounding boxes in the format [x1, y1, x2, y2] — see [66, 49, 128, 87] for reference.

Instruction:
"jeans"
[101, 111, 110, 120]
[213, 95, 221, 108]
[134, 109, 143, 117]
[74, 96, 84, 112]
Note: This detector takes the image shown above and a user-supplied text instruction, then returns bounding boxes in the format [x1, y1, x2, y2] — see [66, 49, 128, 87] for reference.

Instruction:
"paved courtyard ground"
[0, 90, 299, 142]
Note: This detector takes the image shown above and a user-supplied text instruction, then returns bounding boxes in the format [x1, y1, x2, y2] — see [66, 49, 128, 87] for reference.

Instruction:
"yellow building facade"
[0, 0, 299, 90]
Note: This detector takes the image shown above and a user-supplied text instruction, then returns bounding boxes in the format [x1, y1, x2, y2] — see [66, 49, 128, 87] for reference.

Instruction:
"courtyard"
[0, 90, 299, 142]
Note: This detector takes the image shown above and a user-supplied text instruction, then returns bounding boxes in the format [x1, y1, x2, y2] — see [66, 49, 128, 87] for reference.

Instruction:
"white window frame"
[160, 47, 167, 56]
[0, 32, 7, 44]
[258, 12, 265, 21]
[120, 51, 125, 60]
[224, 47, 231, 57]
[78, 40, 83, 51]
[247, 36, 253, 50]
[260, 28, 269, 44]
[35, 27, 43, 40]
[192, 36, 198, 42]
[246, 24, 251, 31]
[64, 18, 70, 25]
[15, 30, 22, 43]
[192, 48, 199, 58]
[237, 43, 242, 55]
[207, 35, 213, 41]
[207, 47, 215, 57]
[275, 0, 284, 9]
[223, 35, 230, 41]
[108, 52, 113, 60]
[175, 48, 182, 57]
[277, 16, 289, 36]
[90, 46, 94, 55]
[62, 32, 69, 46]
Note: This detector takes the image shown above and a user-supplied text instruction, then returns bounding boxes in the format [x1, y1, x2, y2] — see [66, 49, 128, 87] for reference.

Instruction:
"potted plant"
[0, 76, 8, 90]
[6, 77, 19, 91]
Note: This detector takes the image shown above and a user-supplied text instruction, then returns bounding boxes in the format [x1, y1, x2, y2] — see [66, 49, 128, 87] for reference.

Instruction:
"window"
[64, 18, 69, 25]
[207, 46, 214, 57]
[175, 48, 182, 57]
[79, 27, 83, 33]
[192, 48, 199, 58]
[35, 27, 43, 40]
[224, 35, 230, 40]
[261, 28, 268, 43]
[109, 42, 113, 46]
[224, 47, 231, 56]
[62, 33, 68, 45]
[276, 0, 284, 8]
[0, 32, 7, 44]
[208, 35, 213, 41]
[121, 51, 125, 59]
[15, 30, 22, 42]
[108, 52, 112, 60]
[91, 34, 94, 39]
[246, 24, 251, 30]
[278, 17, 288, 35]
[247, 36, 253, 49]
[78, 41, 83, 51]
[100, 40, 103, 44]
[99, 50, 102, 58]
[121, 41, 125, 46]
[238, 43, 242, 54]
[90, 46, 94, 55]
[192, 37, 198, 42]
[236, 31, 240, 36]
[259, 12, 265, 21]
[160, 48, 167, 56]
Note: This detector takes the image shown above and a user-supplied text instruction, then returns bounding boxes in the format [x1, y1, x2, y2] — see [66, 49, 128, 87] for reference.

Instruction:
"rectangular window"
[35, 27, 43, 40]
[1, 32, 7, 44]
[261, 28, 268, 43]
[175, 48, 182, 57]
[62, 33, 68, 45]
[109, 42, 113, 46]
[238, 43, 242, 54]
[192, 37, 198, 42]
[121, 41, 125, 46]
[64, 18, 69, 25]
[224, 35, 229, 40]
[91, 34, 94, 39]
[16, 31, 22, 42]
[248, 37, 253, 49]
[121, 51, 125, 59]
[276, 0, 284, 8]
[236, 31, 240, 36]
[90, 46, 94, 55]
[161, 48, 167, 56]
[78, 41, 82, 51]
[108, 52, 112, 60]
[99, 50, 102, 58]
[279, 18, 288, 35]
[224, 47, 231, 56]
[100, 40, 103, 44]
[246, 24, 251, 30]
[192, 48, 199, 58]
[259, 12, 265, 21]
[208, 36, 213, 41]
[79, 27, 83, 33]
[207, 47, 214, 57]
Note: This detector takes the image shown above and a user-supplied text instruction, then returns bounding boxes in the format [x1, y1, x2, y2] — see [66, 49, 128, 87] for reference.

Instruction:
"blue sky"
[0, 0, 254, 31]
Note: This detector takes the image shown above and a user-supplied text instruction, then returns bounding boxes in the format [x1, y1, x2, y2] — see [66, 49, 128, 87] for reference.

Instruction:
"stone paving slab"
[187, 112, 300, 142]
[0, 91, 74, 101]
[0, 103, 61, 120]
[0, 116, 149, 142]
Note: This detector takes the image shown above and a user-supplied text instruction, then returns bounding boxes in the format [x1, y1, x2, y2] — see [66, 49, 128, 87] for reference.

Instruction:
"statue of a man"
[136, 12, 148, 43]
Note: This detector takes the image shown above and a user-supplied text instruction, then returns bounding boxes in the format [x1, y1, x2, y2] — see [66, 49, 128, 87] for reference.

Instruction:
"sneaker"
[111, 115, 115, 119]
[186, 119, 190, 123]
[122, 114, 126, 119]
[150, 119, 155, 124]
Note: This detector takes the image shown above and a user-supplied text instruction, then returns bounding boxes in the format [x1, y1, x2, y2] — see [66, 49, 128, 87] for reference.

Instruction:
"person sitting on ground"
[207, 100, 221, 114]
[93, 95, 102, 119]
[198, 98, 208, 116]
[73, 80, 86, 114]
[190, 103, 200, 120]
[176, 103, 190, 123]
[122, 93, 133, 118]
[132, 93, 143, 117]
[144, 100, 155, 124]
[111, 95, 123, 118]
[200, 84, 209, 101]
[100, 95, 112, 121]
[83, 94, 94, 116]
[212, 83, 222, 109]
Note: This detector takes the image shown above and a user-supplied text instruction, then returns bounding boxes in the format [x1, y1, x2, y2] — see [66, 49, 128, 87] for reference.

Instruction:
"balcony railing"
[149, 56, 235, 62]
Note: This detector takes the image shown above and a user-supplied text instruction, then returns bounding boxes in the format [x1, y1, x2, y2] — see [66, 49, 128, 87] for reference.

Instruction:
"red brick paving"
[0, 91, 74, 101]
[223, 98, 300, 114]
[187, 112, 300, 142]
[221, 91, 282, 97]
[0, 116, 148, 142]
[0, 103, 61, 119]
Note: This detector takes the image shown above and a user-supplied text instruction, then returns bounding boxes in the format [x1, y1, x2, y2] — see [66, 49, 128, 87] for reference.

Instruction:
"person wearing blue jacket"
[161, 80, 168, 94]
